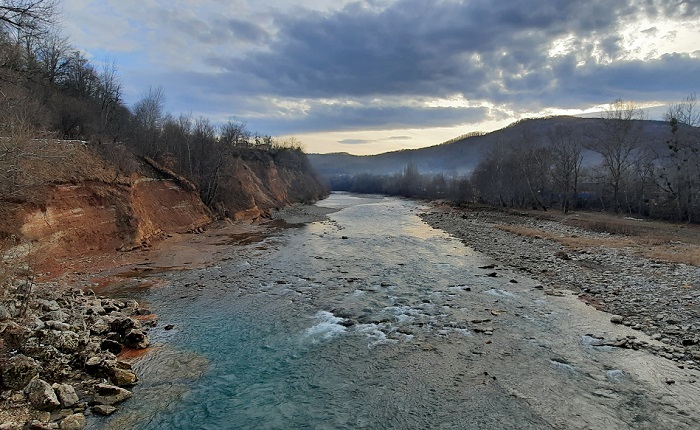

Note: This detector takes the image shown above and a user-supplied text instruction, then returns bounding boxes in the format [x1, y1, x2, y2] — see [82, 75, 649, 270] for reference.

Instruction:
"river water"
[91, 193, 700, 429]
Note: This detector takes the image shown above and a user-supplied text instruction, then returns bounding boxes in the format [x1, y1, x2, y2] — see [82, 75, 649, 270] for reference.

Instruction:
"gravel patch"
[421, 208, 700, 368]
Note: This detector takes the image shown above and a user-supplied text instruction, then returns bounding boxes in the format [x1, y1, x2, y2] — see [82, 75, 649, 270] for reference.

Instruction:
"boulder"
[109, 317, 138, 335]
[1, 354, 40, 390]
[100, 339, 122, 354]
[92, 383, 132, 405]
[92, 404, 117, 416]
[124, 329, 149, 349]
[108, 367, 138, 387]
[52, 383, 79, 408]
[25, 379, 61, 411]
[59, 413, 86, 430]
[610, 315, 624, 324]
[89, 318, 110, 335]
[45, 330, 81, 353]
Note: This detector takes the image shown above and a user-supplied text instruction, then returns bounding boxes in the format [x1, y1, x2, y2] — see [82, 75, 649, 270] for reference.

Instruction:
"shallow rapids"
[90, 193, 700, 429]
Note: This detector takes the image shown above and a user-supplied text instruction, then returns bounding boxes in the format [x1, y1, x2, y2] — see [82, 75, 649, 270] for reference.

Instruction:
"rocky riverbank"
[421, 206, 700, 369]
[0, 284, 152, 429]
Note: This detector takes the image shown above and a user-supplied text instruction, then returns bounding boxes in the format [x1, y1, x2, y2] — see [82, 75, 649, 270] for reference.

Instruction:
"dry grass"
[495, 210, 700, 266]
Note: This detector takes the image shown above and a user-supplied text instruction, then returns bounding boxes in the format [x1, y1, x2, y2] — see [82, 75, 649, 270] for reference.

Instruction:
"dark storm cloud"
[219, 0, 677, 99]
[156, 0, 700, 133]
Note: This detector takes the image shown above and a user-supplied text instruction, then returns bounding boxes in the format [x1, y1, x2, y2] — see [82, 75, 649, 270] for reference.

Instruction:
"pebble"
[420, 209, 700, 363]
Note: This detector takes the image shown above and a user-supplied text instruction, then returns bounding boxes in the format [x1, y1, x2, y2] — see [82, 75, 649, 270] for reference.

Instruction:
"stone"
[25, 379, 61, 411]
[59, 413, 86, 430]
[109, 317, 138, 335]
[92, 383, 132, 405]
[610, 315, 624, 324]
[36, 299, 60, 312]
[45, 330, 81, 353]
[100, 339, 122, 354]
[1, 354, 40, 390]
[123, 329, 149, 349]
[92, 404, 117, 416]
[85, 356, 102, 367]
[45, 321, 71, 331]
[108, 367, 138, 387]
[44, 310, 70, 323]
[0, 303, 11, 320]
[89, 318, 110, 335]
[52, 384, 79, 408]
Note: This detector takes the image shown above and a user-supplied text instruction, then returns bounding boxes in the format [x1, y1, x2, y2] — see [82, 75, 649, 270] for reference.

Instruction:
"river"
[91, 193, 700, 429]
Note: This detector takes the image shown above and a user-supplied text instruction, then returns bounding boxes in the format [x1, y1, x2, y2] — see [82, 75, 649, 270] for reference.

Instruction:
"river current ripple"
[90, 193, 699, 429]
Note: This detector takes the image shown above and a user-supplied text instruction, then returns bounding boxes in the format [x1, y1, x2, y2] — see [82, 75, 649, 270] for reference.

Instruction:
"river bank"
[420, 204, 700, 368]
[0, 204, 335, 429]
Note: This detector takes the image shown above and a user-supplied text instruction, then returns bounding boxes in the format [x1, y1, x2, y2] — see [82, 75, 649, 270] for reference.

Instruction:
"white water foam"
[354, 323, 398, 348]
[484, 288, 516, 298]
[304, 311, 347, 343]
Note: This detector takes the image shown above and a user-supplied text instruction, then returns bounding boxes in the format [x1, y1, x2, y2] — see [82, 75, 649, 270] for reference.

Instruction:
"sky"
[59, 0, 700, 155]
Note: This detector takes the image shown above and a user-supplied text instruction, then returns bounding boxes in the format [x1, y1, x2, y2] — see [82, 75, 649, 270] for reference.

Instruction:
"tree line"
[0, 0, 322, 215]
[336, 96, 700, 223]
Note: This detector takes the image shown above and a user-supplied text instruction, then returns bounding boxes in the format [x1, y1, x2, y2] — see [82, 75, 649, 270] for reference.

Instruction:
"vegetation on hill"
[323, 98, 700, 223]
[0, 0, 326, 219]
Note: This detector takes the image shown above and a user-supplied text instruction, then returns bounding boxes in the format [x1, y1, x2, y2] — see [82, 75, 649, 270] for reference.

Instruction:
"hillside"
[308, 116, 674, 178]
[0, 140, 327, 278]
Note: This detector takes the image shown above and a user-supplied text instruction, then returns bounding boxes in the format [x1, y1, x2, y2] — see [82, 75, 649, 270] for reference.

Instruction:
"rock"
[25, 379, 61, 411]
[92, 383, 132, 405]
[26, 420, 54, 429]
[92, 404, 117, 416]
[1, 354, 40, 390]
[123, 328, 149, 349]
[45, 321, 71, 331]
[109, 317, 138, 335]
[100, 339, 122, 354]
[36, 299, 60, 312]
[59, 413, 86, 430]
[89, 318, 110, 335]
[52, 384, 79, 408]
[45, 330, 81, 353]
[44, 310, 70, 323]
[85, 356, 102, 368]
[135, 308, 151, 316]
[0, 303, 11, 320]
[108, 367, 138, 387]
[610, 315, 624, 324]
[164, 324, 175, 330]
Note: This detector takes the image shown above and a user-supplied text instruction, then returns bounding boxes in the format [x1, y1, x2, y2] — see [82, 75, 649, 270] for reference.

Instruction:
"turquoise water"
[92, 194, 547, 430]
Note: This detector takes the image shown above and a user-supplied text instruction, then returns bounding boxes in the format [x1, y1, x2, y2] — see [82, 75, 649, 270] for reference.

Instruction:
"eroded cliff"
[0, 140, 326, 276]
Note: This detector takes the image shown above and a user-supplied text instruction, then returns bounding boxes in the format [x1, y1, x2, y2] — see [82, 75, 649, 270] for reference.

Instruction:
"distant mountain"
[308, 116, 674, 179]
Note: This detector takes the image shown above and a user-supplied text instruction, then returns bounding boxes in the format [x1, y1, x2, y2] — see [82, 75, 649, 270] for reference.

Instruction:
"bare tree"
[96, 58, 122, 135]
[0, 0, 57, 37]
[659, 93, 700, 221]
[219, 119, 250, 147]
[586, 99, 646, 212]
[33, 29, 70, 84]
[548, 124, 583, 213]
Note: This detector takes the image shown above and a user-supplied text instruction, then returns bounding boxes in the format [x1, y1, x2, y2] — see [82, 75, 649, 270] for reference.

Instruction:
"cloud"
[62, 0, 700, 140]
[338, 139, 372, 144]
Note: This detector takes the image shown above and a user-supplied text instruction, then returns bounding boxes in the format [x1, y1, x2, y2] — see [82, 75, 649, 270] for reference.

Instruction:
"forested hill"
[308, 116, 672, 178]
